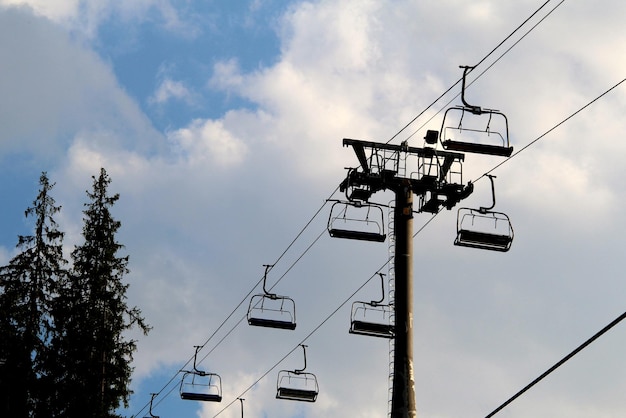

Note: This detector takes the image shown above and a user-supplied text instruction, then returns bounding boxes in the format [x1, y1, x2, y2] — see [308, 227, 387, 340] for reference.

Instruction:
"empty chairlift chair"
[238, 398, 245, 418]
[350, 273, 394, 339]
[144, 393, 159, 418]
[327, 200, 386, 243]
[247, 264, 296, 330]
[454, 175, 514, 252]
[180, 346, 223, 402]
[440, 66, 513, 157]
[276, 345, 319, 402]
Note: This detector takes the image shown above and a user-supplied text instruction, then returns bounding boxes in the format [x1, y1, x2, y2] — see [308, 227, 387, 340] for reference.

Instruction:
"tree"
[50, 168, 150, 417]
[0, 172, 67, 417]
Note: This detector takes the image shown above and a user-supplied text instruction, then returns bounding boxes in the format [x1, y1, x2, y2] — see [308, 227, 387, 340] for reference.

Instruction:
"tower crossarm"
[343, 138, 465, 165]
[341, 138, 472, 212]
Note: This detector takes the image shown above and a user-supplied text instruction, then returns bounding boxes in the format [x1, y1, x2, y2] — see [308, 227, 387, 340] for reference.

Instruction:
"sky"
[1, 1, 626, 417]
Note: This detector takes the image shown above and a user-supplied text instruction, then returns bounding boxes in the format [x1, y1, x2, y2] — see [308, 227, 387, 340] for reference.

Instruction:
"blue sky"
[94, 0, 285, 128]
[2, 1, 626, 417]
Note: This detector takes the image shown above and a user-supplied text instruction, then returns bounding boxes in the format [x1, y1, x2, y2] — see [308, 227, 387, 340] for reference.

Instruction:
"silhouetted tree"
[49, 168, 150, 417]
[0, 172, 67, 417]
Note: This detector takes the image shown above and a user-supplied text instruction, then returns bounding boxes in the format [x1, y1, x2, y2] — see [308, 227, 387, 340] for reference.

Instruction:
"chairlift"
[144, 393, 159, 418]
[455, 175, 514, 252]
[247, 265, 296, 330]
[180, 346, 222, 402]
[238, 398, 245, 418]
[276, 345, 319, 402]
[327, 200, 386, 242]
[440, 66, 513, 157]
[350, 273, 394, 339]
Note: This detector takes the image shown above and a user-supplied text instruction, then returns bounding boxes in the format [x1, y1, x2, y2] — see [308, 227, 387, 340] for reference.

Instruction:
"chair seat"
[350, 321, 394, 338]
[248, 317, 296, 330]
[276, 387, 318, 402]
[455, 229, 512, 252]
[180, 392, 222, 402]
[443, 140, 513, 157]
[329, 228, 386, 242]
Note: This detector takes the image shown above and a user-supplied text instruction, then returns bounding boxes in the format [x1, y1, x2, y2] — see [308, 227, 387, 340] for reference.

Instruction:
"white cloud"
[167, 118, 248, 168]
[209, 58, 245, 91]
[0, 8, 164, 160]
[0, 0, 80, 22]
[149, 78, 194, 106]
[503, 151, 616, 231]
[0, 0, 196, 39]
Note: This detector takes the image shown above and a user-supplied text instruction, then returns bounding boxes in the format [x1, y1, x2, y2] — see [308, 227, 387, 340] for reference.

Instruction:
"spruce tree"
[51, 168, 150, 417]
[0, 172, 67, 417]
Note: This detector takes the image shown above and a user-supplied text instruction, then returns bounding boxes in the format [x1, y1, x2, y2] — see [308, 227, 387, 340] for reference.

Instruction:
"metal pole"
[391, 183, 416, 418]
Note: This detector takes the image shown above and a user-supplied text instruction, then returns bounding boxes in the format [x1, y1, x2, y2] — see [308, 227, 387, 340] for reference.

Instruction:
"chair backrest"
[349, 301, 394, 339]
[247, 294, 296, 330]
[455, 208, 513, 252]
[180, 371, 222, 402]
[440, 106, 513, 157]
[276, 370, 319, 402]
[328, 201, 386, 243]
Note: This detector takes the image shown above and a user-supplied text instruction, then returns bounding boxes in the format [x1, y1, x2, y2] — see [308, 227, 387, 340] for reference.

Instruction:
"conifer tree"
[0, 172, 67, 417]
[50, 168, 150, 417]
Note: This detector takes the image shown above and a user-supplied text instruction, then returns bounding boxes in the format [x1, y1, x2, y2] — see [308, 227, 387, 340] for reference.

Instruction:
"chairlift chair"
[349, 273, 394, 339]
[238, 398, 245, 418]
[144, 393, 159, 418]
[440, 66, 513, 157]
[247, 265, 297, 330]
[180, 346, 223, 402]
[276, 345, 319, 402]
[454, 175, 514, 252]
[327, 200, 386, 243]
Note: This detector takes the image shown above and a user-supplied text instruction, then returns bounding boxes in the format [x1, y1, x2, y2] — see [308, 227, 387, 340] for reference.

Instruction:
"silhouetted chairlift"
[440, 66, 513, 157]
[180, 346, 222, 402]
[238, 398, 245, 418]
[327, 200, 386, 243]
[455, 175, 514, 252]
[276, 344, 319, 402]
[350, 273, 394, 339]
[144, 393, 159, 418]
[247, 264, 296, 330]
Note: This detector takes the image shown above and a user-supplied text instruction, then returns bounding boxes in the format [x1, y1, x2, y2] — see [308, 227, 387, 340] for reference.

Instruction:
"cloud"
[167, 118, 248, 168]
[0, 7, 164, 161]
[149, 78, 194, 106]
[0, 0, 80, 22]
[0, 0, 197, 39]
[209, 58, 245, 91]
